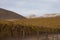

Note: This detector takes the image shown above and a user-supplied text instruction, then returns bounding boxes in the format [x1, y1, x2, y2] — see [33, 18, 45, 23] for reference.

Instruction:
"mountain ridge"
[0, 8, 26, 20]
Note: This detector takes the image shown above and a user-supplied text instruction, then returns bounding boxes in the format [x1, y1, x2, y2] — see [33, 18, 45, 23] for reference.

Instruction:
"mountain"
[40, 13, 60, 18]
[0, 8, 26, 20]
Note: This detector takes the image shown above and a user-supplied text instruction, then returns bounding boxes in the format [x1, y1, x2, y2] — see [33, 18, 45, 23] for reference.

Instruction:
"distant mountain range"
[40, 13, 60, 18]
[27, 13, 60, 18]
[0, 8, 26, 20]
[0, 8, 60, 20]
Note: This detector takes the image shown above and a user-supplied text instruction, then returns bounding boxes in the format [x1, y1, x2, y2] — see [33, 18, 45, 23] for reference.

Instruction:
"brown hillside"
[0, 8, 26, 20]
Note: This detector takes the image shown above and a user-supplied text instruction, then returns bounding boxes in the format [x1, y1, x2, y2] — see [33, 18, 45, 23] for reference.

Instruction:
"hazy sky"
[0, 0, 60, 17]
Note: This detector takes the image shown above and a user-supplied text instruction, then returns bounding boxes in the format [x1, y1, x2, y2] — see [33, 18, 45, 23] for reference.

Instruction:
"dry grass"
[0, 17, 60, 37]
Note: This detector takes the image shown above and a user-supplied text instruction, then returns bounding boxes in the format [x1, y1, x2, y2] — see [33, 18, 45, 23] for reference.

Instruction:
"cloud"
[0, 0, 7, 3]
[41, 0, 57, 2]
[0, 0, 60, 16]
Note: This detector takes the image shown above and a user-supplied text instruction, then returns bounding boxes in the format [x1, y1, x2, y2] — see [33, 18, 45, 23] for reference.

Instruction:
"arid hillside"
[0, 8, 26, 20]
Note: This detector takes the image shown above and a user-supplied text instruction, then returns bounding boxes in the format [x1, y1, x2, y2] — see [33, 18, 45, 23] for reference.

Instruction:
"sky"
[0, 0, 60, 17]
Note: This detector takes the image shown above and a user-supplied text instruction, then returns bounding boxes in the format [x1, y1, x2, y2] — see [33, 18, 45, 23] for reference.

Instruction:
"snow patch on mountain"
[41, 13, 60, 17]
